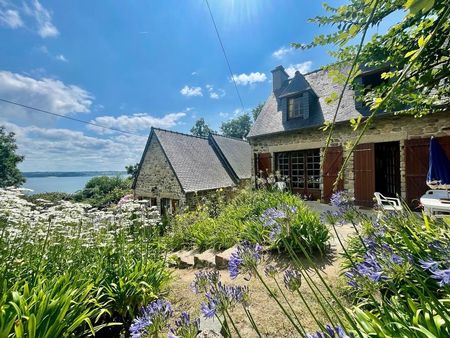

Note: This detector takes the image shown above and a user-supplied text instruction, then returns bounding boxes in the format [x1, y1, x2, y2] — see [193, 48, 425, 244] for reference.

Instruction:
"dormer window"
[287, 93, 308, 120]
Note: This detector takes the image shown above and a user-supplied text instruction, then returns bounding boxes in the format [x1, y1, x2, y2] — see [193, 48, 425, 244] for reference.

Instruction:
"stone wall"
[134, 135, 185, 208]
[249, 112, 450, 200]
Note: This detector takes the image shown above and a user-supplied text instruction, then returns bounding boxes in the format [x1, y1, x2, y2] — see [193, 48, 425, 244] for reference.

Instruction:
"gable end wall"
[134, 136, 185, 202]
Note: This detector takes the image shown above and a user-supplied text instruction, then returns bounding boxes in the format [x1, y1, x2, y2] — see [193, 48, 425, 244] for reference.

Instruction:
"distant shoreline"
[23, 171, 127, 178]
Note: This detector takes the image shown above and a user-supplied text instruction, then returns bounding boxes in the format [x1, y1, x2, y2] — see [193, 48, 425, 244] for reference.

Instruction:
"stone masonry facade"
[249, 112, 450, 201]
[134, 136, 185, 209]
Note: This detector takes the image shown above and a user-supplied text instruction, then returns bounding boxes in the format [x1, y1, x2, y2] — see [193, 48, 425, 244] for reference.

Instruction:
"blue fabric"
[427, 137, 450, 188]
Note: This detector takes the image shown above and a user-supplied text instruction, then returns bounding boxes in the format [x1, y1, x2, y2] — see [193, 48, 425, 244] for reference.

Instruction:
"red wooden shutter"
[405, 138, 429, 206]
[354, 143, 375, 207]
[405, 136, 450, 206]
[322, 146, 344, 202]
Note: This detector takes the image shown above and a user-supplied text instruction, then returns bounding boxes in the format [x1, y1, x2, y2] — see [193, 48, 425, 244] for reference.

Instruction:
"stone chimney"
[271, 65, 289, 94]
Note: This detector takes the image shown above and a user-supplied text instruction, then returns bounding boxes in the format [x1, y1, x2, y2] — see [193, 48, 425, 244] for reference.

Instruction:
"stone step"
[172, 249, 196, 269]
[194, 249, 216, 268]
[215, 245, 238, 270]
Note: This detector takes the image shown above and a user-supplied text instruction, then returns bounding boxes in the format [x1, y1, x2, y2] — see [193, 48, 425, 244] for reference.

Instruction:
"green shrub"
[73, 175, 131, 208]
[164, 189, 329, 254]
[25, 191, 74, 203]
[101, 259, 171, 321]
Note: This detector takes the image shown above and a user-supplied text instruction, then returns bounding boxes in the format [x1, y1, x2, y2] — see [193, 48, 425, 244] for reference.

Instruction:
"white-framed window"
[287, 93, 308, 119]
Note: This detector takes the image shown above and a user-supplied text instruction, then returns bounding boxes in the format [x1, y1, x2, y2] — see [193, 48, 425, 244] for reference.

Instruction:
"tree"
[252, 103, 264, 121]
[295, 0, 449, 117]
[126, 163, 139, 179]
[73, 176, 131, 208]
[0, 126, 25, 188]
[220, 113, 252, 139]
[190, 118, 214, 137]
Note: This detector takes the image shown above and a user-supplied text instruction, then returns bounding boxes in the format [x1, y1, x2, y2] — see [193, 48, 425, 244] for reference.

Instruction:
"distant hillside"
[23, 171, 127, 178]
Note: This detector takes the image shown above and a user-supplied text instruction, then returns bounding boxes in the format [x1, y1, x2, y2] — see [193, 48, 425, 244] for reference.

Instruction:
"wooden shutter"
[322, 146, 344, 202]
[405, 136, 450, 206]
[354, 143, 375, 207]
[405, 138, 429, 206]
[257, 153, 272, 177]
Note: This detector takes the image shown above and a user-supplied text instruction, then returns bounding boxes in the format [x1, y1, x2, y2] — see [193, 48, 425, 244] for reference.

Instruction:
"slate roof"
[247, 67, 364, 138]
[133, 128, 251, 193]
[210, 134, 252, 180]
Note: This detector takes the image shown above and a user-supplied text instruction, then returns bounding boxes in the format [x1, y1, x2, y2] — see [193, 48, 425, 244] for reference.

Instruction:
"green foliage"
[73, 175, 131, 208]
[0, 126, 25, 188]
[190, 118, 215, 137]
[164, 189, 329, 254]
[0, 189, 171, 336]
[251, 103, 264, 121]
[126, 163, 139, 180]
[101, 259, 170, 321]
[25, 191, 73, 203]
[0, 275, 112, 338]
[220, 113, 252, 139]
[300, 0, 450, 116]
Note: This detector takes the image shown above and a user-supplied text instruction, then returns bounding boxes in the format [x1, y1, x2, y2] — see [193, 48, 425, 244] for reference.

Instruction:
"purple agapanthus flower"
[200, 282, 249, 318]
[306, 324, 353, 338]
[419, 258, 439, 272]
[264, 264, 278, 278]
[431, 269, 450, 287]
[391, 254, 404, 265]
[201, 296, 217, 318]
[228, 241, 262, 279]
[283, 268, 302, 292]
[346, 252, 387, 286]
[129, 299, 173, 337]
[330, 191, 354, 212]
[191, 270, 220, 294]
[260, 207, 286, 227]
[169, 311, 200, 338]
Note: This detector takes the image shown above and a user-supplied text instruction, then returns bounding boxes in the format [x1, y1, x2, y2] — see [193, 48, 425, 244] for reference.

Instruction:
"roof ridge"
[210, 132, 248, 143]
[153, 127, 208, 140]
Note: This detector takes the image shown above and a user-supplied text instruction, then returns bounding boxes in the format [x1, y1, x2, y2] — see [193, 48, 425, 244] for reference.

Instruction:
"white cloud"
[0, 9, 23, 28]
[55, 54, 68, 62]
[285, 61, 313, 77]
[231, 72, 267, 86]
[38, 46, 68, 62]
[87, 112, 187, 134]
[24, 0, 59, 38]
[180, 85, 203, 97]
[1, 121, 147, 171]
[0, 0, 58, 38]
[191, 71, 198, 76]
[206, 84, 225, 99]
[272, 46, 293, 59]
[0, 70, 93, 118]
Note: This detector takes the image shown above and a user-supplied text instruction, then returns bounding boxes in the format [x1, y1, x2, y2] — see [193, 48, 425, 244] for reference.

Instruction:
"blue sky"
[0, 0, 344, 171]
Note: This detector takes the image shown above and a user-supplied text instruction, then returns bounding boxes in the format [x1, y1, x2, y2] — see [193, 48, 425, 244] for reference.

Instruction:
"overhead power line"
[0, 97, 141, 136]
[204, 0, 245, 112]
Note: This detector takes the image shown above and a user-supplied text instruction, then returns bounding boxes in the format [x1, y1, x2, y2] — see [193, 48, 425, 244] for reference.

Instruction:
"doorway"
[375, 141, 400, 197]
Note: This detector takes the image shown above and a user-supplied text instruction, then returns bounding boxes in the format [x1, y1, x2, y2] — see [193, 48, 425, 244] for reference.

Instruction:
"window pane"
[288, 95, 305, 119]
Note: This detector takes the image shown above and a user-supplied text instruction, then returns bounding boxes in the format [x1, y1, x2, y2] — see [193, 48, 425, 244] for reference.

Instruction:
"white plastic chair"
[374, 192, 403, 211]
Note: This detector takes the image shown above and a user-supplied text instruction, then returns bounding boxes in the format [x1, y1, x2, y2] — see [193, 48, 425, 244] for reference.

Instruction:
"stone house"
[247, 65, 450, 207]
[132, 128, 251, 213]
